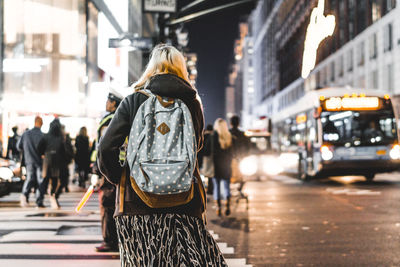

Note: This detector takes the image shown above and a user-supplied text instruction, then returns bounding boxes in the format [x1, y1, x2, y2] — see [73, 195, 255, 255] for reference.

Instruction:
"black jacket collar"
[146, 74, 197, 101]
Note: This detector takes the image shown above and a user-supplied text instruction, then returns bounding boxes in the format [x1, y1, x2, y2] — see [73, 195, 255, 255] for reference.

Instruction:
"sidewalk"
[0, 186, 251, 267]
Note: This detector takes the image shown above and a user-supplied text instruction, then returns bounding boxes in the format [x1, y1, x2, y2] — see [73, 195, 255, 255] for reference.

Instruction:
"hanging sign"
[301, 0, 336, 79]
[143, 0, 177, 13]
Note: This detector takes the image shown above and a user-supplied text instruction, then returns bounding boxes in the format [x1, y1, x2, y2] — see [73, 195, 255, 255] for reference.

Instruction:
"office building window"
[347, 49, 353, 71]
[348, 0, 356, 39]
[358, 42, 365, 66]
[370, 70, 378, 89]
[358, 75, 365, 88]
[338, 56, 344, 77]
[385, 64, 394, 92]
[384, 23, 393, 52]
[371, 0, 382, 22]
[386, 0, 396, 11]
[330, 61, 335, 82]
[369, 33, 378, 60]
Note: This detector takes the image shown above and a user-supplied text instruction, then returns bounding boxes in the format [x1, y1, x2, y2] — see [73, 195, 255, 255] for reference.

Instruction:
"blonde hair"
[133, 44, 191, 89]
[214, 118, 232, 149]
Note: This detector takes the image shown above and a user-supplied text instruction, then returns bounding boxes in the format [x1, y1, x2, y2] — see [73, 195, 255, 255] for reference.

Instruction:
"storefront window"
[3, 0, 86, 116]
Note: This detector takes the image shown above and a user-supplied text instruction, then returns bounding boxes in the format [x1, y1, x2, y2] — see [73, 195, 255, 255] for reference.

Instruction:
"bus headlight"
[239, 156, 258, 176]
[389, 144, 400, 160]
[261, 156, 283, 175]
[320, 145, 333, 161]
[0, 167, 14, 181]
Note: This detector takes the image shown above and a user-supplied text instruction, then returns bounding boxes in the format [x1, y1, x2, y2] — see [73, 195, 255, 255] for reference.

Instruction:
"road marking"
[326, 188, 381, 196]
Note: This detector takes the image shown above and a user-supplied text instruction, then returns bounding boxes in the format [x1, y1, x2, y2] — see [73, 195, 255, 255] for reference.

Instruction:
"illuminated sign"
[301, 0, 336, 79]
[144, 0, 176, 13]
[324, 97, 380, 111]
[296, 114, 307, 124]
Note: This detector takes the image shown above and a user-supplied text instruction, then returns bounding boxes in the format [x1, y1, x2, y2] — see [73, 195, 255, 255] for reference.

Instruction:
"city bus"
[271, 87, 400, 181]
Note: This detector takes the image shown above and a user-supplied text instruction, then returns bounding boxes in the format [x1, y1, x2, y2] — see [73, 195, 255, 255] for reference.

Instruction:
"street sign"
[109, 37, 153, 50]
[143, 0, 176, 13]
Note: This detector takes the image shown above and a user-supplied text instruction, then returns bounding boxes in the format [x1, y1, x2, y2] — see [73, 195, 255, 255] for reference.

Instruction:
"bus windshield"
[321, 110, 398, 146]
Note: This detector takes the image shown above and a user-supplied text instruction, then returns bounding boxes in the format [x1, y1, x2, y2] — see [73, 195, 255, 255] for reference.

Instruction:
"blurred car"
[237, 130, 283, 179]
[0, 158, 24, 197]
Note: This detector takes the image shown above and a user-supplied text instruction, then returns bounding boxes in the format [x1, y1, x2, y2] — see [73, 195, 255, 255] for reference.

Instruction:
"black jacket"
[98, 74, 205, 218]
[38, 120, 66, 178]
[212, 132, 233, 180]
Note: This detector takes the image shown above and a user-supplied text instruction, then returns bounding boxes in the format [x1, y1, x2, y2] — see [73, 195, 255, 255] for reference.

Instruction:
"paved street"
[1, 173, 400, 267]
[207, 173, 400, 266]
[0, 184, 250, 267]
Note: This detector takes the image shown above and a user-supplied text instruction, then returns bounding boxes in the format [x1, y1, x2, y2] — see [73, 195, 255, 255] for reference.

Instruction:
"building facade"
[243, 0, 400, 128]
[0, 0, 157, 151]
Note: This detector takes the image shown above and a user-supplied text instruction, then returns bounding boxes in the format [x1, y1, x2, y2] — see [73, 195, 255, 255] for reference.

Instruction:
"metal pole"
[85, 0, 89, 98]
[0, 0, 3, 97]
[158, 13, 166, 43]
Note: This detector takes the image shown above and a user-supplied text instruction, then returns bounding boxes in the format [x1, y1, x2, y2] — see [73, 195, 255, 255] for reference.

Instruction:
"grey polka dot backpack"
[126, 89, 197, 208]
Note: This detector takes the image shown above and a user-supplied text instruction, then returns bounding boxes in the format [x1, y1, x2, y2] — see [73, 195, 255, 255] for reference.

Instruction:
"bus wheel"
[364, 173, 375, 182]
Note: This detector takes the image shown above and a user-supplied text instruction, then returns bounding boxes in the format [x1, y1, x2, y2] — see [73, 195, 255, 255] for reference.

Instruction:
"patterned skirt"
[115, 213, 227, 267]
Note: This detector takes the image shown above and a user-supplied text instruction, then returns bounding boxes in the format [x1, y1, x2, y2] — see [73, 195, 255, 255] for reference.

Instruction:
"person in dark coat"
[37, 118, 66, 209]
[212, 118, 233, 216]
[92, 91, 123, 253]
[97, 44, 226, 266]
[75, 127, 90, 188]
[6, 126, 21, 161]
[58, 125, 74, 194]
[17, 116, 44, 208]
[199, 124, 214, 195]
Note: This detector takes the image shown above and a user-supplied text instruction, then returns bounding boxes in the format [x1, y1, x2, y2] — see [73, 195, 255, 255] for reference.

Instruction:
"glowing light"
[301, 0, 336, 78]
[389, 144, 400, 159]
[296, 114, 307, 124]
[0, 167, 14, 181]
[75, 185, 94, 212]
[239, 156, 258, 176]
[319, 95, 325, 101]
[3, 58, 49, 73]
[320, 145, 333, 161]
[261, 156, 283, 176]
[384, 94, 390, 100]
[325, 97, 380, 111]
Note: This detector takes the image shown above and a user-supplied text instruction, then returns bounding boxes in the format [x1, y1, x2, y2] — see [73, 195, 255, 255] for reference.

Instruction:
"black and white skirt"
[115, 213, 227, 267]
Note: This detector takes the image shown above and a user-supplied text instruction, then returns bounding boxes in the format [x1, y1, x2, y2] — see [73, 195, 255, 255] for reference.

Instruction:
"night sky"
[177, 0, 256, 125]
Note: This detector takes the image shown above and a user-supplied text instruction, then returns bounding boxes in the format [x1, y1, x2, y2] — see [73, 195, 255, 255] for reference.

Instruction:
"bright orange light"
[325, 97, 380, 111]
[296, 114, 307, 124]
[352, 93, 357, 98]
[360, 93, 366, 97]
[343, 93, 349, 98]
[384, 94, 390, 100]
[75, 185, 94, 213]
[319, 95, 325, 101]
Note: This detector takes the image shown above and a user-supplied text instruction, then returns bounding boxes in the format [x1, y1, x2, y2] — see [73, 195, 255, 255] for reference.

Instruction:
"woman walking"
[37, 118, 66, 209]
[212, 118, 233, 216]
[75, 127, 90, 188]
[97, 44, 227, 266]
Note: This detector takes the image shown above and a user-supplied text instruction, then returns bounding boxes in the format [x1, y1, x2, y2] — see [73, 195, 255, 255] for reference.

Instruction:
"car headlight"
[320, 145, 333, 161]
[239, 156, 258, 176]
[262, 156, 283, 176]
[0, 167, 14, 181]
[389, 144, 400, 160]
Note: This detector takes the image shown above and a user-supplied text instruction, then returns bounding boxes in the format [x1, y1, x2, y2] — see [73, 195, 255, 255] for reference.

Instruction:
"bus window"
[321, 110, 397, 146]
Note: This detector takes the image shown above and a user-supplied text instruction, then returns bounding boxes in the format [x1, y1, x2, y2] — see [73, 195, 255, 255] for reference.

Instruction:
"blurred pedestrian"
[58, 125, 74, 194]
[37, 118, 66, 209]
[75, 127, 90, 188]
[212, 118, 233, 216]
[6, 126, 21, 161]
[230, 115, 249, 158]
[91, 89, 123, 252]
[97, 44, 225, 266]
[17, 116, 44, 208]
[199, 124, 215, 195]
